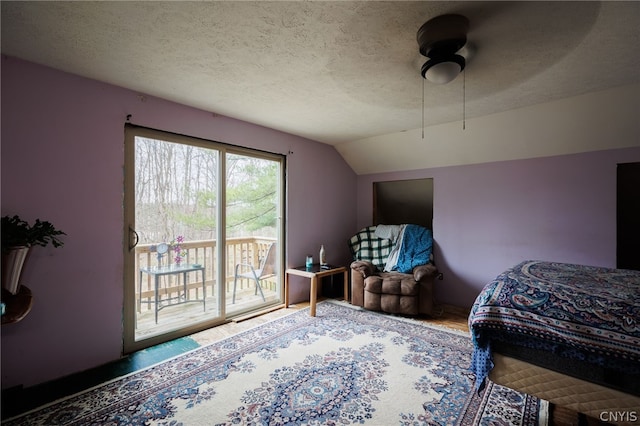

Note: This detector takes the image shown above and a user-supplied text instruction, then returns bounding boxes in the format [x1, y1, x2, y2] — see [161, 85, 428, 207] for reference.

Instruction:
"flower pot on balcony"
[2, 246, 30, 295]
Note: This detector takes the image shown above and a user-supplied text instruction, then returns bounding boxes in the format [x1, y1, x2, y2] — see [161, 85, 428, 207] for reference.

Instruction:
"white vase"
[2, 246, 30, 295]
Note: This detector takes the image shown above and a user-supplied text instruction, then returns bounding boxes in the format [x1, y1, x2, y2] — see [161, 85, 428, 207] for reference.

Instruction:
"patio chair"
[232, 243, 276, 303]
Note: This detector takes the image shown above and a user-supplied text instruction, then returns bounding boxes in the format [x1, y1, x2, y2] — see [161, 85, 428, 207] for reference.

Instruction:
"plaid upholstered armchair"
[348, 225, 438, 316]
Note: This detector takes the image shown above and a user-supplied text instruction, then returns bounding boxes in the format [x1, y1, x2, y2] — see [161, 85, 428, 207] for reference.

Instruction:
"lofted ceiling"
[1, 1, 639, 153]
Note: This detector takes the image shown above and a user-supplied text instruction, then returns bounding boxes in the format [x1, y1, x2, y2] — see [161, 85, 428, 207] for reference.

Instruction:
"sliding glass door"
[124, 126, 284, 353]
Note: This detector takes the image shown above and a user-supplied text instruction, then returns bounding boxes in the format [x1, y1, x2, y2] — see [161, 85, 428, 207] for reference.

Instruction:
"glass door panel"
[128, 133, 222, 348]
[225, 152, 282, 316]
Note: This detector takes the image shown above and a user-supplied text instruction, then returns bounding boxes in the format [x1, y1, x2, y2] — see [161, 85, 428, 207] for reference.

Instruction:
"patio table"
[139, 264, 206, 323]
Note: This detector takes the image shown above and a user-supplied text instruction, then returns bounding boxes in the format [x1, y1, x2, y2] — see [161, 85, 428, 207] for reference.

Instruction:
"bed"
[469, 260, 640, 420]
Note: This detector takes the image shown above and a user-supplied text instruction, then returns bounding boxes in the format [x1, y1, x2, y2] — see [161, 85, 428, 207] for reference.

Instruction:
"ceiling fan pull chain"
[422, 77, 425, 140]
[463, 69, 466, 130]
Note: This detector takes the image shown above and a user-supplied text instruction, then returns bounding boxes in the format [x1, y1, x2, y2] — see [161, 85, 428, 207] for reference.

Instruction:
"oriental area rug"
[4, 301, 547, 425]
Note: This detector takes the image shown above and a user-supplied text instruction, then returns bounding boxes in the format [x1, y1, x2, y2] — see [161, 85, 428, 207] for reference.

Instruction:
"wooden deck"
[135, 285, 279, 340]
[134, 237, 278, 341]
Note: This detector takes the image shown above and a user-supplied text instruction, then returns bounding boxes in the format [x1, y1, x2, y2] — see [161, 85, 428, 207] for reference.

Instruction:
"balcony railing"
[135, 237, 276, 312]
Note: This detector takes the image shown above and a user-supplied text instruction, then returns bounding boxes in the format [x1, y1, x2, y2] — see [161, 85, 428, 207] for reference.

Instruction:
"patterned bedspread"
[469, 260, 640, 390]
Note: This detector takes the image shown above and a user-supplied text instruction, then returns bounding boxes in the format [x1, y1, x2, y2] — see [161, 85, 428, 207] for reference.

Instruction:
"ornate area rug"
[4, 301, 547, 425]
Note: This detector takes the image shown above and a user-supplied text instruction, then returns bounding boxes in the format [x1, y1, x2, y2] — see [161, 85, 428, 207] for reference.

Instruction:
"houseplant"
[1, 215, 66, 294]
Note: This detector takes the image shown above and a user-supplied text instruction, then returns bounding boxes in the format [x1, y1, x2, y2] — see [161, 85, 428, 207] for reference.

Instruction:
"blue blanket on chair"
[394, 225, 432, 273]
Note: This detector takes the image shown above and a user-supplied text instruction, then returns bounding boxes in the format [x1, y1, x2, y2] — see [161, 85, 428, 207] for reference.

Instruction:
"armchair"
[349, 225, 438, 316]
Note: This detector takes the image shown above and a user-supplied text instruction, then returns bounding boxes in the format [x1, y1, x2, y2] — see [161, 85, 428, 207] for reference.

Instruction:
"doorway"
[617, 162, 640, 270]
[123, 126, 284, 353]
[373, 178, 434, 228]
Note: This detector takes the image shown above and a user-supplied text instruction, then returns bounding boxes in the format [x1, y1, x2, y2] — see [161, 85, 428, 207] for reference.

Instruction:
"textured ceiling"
[1, 1, 639, 146]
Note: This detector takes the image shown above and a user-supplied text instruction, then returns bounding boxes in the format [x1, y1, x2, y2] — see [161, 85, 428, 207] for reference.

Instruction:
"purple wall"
[1, 57, 356, 389]
[357, 147, 640, 307]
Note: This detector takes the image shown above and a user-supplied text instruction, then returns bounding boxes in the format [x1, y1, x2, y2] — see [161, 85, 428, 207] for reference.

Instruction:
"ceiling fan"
[417, 14, 470, 85]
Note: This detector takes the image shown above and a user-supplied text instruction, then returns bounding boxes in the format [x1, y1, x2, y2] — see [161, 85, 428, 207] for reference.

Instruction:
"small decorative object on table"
[320, 244, 328, 268]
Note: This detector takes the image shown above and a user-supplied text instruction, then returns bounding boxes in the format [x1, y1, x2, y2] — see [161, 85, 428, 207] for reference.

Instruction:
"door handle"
[129, 226, 139, 251]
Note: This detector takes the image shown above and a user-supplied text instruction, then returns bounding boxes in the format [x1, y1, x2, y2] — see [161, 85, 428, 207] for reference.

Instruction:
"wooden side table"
[1, 285, 33, 325]
[285, 265, 348, 317]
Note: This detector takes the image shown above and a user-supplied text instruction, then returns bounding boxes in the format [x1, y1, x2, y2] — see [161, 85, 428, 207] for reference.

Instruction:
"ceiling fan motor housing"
[417, 14, 469, 82]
